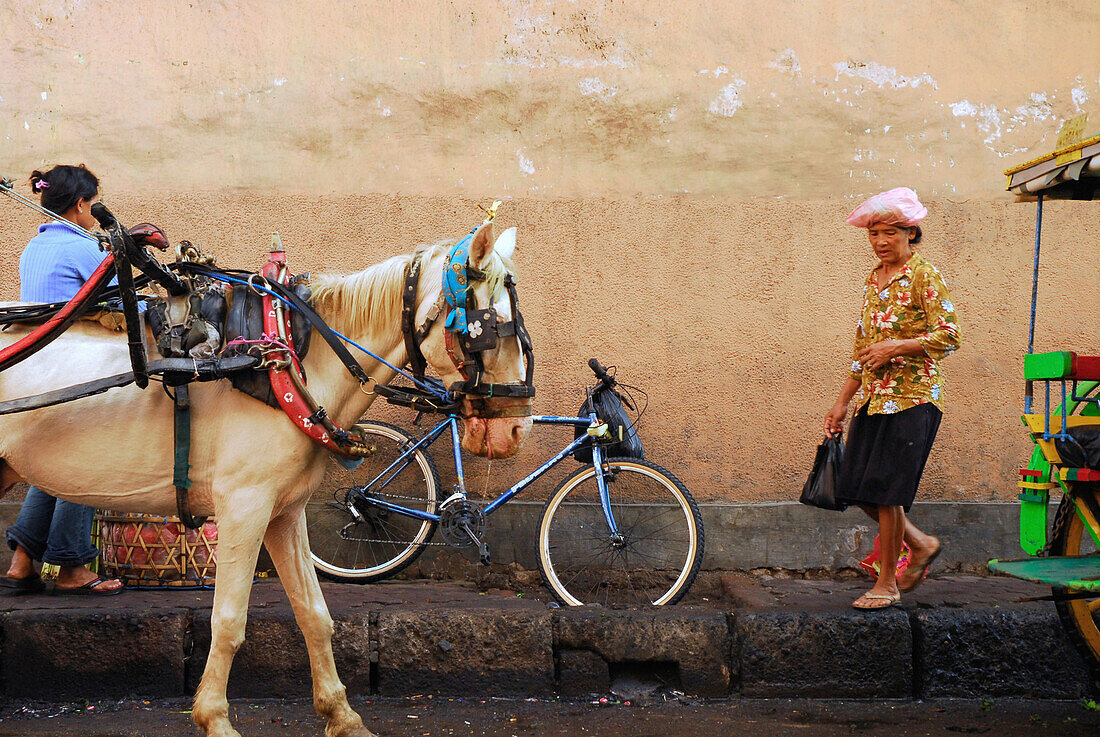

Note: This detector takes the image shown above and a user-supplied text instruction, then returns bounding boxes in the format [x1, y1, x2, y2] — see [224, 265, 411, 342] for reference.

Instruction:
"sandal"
[852, 592, 901, 610]
[54, 576, 123, 596]
[899, 546, 941, 593]
[0, 573, 46, 594]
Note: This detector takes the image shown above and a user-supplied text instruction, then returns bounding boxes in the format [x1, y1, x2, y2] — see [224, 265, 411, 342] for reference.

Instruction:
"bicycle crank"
[438, 497, 490, 562]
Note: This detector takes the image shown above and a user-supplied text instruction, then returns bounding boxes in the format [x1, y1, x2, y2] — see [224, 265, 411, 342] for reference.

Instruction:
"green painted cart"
[988, 116, 1100, 670]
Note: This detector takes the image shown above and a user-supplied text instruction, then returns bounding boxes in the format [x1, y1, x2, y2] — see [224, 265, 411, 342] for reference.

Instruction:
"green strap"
[173, 386, 207, 529]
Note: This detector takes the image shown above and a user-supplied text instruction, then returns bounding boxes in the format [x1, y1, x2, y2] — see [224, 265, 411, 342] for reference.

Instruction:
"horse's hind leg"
[191, 495, 273, 737]
[264, 509, 374, 737]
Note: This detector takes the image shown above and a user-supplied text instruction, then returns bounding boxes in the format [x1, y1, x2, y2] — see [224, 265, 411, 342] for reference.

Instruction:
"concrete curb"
[0, 576, 1095, 702]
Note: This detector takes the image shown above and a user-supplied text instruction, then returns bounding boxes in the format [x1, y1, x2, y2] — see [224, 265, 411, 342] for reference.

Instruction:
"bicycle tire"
[537, 457, 704, 607]
[1050, 483, 1100, 675]
[307, 420, 440, 583]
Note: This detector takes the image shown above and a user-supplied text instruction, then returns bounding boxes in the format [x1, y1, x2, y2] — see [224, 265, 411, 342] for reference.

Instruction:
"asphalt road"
[1, 697, 1098, 737]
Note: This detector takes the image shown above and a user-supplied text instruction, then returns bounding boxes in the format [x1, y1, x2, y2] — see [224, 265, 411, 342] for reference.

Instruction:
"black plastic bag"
[1054, 427, 1100, 470]
[574, 388, 644, 463]
[800, 434, 847, 511]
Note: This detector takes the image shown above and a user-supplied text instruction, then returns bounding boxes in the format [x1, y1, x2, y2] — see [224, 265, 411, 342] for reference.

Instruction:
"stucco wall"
[1, 1, 1098, 503]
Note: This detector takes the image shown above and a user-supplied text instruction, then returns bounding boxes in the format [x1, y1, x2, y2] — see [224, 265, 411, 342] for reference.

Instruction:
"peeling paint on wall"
[0, 1, 1096, 198]
[833, 60, 938, 91]
[708, 79, 747, 117]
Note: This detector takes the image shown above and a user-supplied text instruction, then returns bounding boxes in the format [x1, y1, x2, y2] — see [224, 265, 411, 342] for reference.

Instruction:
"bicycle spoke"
[539, 460, 703, 607]
[307, 421, 439, 582]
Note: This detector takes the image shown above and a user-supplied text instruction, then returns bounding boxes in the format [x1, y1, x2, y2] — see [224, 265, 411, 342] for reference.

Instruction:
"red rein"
[0, 253, 116, 372]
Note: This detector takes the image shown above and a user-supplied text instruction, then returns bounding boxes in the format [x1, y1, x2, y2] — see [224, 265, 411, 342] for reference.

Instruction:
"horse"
[0, 220, 533, 737]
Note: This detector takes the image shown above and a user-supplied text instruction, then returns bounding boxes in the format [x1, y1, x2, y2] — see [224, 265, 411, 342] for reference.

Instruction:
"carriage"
[986, 115, 1100, 671]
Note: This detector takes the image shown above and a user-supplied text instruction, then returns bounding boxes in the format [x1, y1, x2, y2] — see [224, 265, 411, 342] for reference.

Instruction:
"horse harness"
[400, 245, 535, 420]
[0, 204, 535, 527]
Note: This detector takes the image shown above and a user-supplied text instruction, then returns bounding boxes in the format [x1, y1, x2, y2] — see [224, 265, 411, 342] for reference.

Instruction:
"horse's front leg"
[191, 494, 273, 737]
[264, 509, 374, 737]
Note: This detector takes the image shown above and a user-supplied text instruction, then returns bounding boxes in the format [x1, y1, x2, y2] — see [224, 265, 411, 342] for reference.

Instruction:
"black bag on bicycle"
[799, 434, 847, 511]
[574, 388, 645, 463]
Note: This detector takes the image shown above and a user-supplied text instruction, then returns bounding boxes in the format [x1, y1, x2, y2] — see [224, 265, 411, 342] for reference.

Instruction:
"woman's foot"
[899, 539, 941, 592]
[6, 545, 37, 581]
[55, 565, 123, 594]
[852, 589, 901, 609]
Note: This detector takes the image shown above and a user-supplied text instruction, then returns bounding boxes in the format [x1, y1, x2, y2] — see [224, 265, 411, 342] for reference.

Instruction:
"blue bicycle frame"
[348, 412, 623, 537]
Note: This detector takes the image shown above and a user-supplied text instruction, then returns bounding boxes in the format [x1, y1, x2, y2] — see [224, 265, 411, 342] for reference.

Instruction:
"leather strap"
[401, 258, 428, 378]
[0, 355, 258, 416]
[173, 383, 207, 529]
[179, 263, 372, 387]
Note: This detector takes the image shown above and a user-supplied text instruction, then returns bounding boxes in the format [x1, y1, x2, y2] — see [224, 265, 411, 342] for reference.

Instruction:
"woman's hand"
[824, 401, 848, 437]
[856, 339, 899, 372]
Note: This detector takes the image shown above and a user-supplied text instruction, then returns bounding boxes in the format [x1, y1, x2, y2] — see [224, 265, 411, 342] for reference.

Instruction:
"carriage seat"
[1024, 351, 1100, 382]
[1022, 414, 1100, 470]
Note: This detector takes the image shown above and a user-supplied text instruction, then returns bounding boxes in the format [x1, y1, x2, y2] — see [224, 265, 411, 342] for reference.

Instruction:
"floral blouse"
[849, 252, 961, 415]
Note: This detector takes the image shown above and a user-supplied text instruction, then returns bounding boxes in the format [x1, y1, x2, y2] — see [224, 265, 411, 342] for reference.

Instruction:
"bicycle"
[305, 358, 705, 607]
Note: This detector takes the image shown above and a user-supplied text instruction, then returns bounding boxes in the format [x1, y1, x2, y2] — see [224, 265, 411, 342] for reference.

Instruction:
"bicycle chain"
[336, 491, 447, 546]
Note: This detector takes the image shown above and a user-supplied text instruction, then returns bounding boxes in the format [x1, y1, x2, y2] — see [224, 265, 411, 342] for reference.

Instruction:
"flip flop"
[852, 592, 901, 610]
[899, 546, 941, 593]
[0, 573, 46, 594]
[53, 576, 123, 597]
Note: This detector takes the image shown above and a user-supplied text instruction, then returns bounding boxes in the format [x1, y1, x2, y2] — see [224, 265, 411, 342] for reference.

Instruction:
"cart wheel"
[1046, 380, 1100, 673]
[1049, 484, 1100, 674]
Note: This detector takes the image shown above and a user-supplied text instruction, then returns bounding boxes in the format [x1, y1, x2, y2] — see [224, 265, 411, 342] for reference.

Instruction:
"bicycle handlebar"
[588, 357, 616, 390]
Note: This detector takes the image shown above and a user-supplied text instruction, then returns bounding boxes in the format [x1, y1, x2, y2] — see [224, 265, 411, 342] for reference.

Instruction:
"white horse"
[0, 221, 532, 737]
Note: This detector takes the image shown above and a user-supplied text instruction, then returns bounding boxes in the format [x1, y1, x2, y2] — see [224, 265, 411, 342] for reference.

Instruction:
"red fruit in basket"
[150, 546, 169, 566]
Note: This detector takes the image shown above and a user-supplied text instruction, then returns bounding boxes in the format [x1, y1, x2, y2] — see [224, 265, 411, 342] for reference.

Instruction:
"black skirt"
[836, 402, 942, 512]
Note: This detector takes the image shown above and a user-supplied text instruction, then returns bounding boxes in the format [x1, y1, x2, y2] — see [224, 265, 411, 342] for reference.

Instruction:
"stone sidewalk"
[0, 575, 1095, 703]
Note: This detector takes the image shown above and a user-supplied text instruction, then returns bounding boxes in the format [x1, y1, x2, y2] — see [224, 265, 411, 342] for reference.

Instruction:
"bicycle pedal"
[478, 542, 491, 566]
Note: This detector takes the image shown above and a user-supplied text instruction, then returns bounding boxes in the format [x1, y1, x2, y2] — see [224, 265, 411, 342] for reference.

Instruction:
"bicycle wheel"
[1050, 484, 1100, 672]
[307, 420, 440, 583]
[537, 458, 704, 607]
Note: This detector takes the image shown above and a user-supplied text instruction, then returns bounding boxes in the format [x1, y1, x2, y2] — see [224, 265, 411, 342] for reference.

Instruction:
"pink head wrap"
[845, 187, 927, 228]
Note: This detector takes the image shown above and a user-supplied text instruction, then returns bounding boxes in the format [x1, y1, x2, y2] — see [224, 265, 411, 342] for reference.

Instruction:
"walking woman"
[1, 164, 123, 595]
[823, 187, 961, 610]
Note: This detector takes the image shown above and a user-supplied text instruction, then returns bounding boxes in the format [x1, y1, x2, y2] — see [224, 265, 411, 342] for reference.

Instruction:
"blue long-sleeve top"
[19, 221, 110, 302]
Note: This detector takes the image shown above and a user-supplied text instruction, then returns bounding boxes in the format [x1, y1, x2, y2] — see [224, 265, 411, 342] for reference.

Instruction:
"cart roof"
[1004, 116, 1100, 200]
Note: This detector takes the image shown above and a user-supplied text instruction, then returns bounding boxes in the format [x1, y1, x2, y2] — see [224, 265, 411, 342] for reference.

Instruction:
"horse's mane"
[307, 239, 515, 339]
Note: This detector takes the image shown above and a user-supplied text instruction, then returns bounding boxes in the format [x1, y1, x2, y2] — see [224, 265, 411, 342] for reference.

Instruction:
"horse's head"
[414, 222, 533, 458]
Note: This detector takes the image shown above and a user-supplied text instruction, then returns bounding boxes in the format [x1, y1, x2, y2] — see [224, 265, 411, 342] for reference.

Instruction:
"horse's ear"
[469, 222, 494, 269]
[493, 226, 517, 260]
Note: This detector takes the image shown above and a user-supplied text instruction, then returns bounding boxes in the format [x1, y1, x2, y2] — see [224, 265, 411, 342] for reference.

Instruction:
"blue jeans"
[5, 486, 99, 567]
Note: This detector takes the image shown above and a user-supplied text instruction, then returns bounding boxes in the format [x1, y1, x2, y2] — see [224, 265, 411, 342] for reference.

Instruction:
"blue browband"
[442, 232, 475, 335]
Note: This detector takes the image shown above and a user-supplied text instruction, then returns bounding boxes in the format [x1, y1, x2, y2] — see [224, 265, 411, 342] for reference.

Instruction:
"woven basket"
[95, 512, 218, 588]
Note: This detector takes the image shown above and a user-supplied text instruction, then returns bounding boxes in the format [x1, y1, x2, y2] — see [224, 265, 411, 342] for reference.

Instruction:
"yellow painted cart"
[988, 115, 1100, 670]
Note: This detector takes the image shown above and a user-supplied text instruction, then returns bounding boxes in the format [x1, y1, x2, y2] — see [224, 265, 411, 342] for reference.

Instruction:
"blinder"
[401, 241, 535, 418]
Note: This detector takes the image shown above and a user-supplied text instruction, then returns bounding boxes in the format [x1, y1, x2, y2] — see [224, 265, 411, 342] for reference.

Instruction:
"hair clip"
[34, 180, 50, 191]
